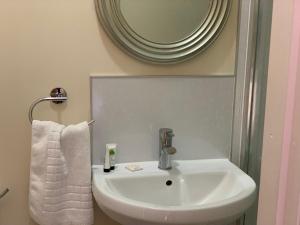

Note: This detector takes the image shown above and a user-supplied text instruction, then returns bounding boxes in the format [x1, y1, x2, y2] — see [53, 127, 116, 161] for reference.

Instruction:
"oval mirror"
[95, 0, 232, 64]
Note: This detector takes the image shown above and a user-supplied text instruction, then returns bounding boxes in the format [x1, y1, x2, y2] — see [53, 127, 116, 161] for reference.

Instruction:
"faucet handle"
[166, 130, 174, 137]
[159, 128, 175, 148]
[159, 128, 174, 137]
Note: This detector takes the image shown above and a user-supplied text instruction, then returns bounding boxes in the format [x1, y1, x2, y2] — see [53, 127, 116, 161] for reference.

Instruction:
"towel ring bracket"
[50, 87, 67, 104]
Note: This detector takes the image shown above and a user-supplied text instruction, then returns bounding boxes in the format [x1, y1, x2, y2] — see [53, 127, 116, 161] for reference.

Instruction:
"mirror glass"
[120, 0, 212, 44]
[95, 0, 232, 64]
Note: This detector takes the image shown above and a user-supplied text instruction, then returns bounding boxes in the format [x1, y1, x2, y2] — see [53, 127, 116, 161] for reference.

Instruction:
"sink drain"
[166, 180, 173, 186]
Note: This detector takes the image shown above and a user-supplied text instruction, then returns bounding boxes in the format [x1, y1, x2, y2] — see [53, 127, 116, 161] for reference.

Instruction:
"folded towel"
[29, 121, 93, 225]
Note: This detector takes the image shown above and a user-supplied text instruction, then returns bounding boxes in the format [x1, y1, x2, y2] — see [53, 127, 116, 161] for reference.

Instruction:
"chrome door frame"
[232, 0, 273, 224]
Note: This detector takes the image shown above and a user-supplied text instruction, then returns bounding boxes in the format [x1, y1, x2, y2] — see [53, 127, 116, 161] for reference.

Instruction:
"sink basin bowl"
[93, 159, 256, 225]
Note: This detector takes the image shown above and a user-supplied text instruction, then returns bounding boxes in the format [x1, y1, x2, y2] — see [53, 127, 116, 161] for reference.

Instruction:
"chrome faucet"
[158, 128, 177, 170]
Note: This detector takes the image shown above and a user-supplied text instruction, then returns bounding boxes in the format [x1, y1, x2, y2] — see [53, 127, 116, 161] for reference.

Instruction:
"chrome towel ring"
[28, 88, 95, 126]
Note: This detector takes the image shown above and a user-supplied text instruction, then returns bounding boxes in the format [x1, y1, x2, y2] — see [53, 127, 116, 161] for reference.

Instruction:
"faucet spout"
[158, 128, 176, 170]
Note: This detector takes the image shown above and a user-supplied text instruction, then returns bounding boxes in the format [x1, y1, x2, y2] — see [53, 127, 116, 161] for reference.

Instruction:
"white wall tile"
[91, 76, 235, 165]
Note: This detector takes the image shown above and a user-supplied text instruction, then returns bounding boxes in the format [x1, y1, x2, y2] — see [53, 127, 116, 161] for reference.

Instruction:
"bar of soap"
[125, 164, 143, 172]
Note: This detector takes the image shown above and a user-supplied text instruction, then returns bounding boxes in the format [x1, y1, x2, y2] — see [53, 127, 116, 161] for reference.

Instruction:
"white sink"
[93, 159, 256, 225]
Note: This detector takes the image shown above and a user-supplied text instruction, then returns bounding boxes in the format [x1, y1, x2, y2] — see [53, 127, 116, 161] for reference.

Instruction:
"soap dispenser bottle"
[107, 144, 117, 170]
[103, 146, 111, 173]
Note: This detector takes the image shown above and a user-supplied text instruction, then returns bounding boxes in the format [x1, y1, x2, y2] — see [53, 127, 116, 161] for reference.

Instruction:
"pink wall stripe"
[275, 0, 300, 224]
[297, 195, 300, 225]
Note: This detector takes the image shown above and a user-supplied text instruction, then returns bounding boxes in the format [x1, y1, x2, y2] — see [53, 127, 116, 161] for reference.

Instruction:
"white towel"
[29, 121, 94, 225]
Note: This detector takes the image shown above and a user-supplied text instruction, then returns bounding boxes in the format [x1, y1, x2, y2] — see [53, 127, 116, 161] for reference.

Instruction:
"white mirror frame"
[95, 0, 232, 64]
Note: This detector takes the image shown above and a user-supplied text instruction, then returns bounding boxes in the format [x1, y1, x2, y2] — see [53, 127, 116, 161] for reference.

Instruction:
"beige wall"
[0, 0, 237, 224]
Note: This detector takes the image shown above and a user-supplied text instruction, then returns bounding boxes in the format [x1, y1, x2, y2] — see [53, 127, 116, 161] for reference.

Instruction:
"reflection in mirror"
[120, 0, 212, 44]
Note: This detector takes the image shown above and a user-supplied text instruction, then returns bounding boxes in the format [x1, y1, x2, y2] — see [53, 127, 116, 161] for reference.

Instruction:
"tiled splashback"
[91, 76, 235, 165]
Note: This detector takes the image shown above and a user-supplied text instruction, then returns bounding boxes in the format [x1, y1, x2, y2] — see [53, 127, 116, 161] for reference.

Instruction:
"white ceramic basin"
[93, 159, 256, 225]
